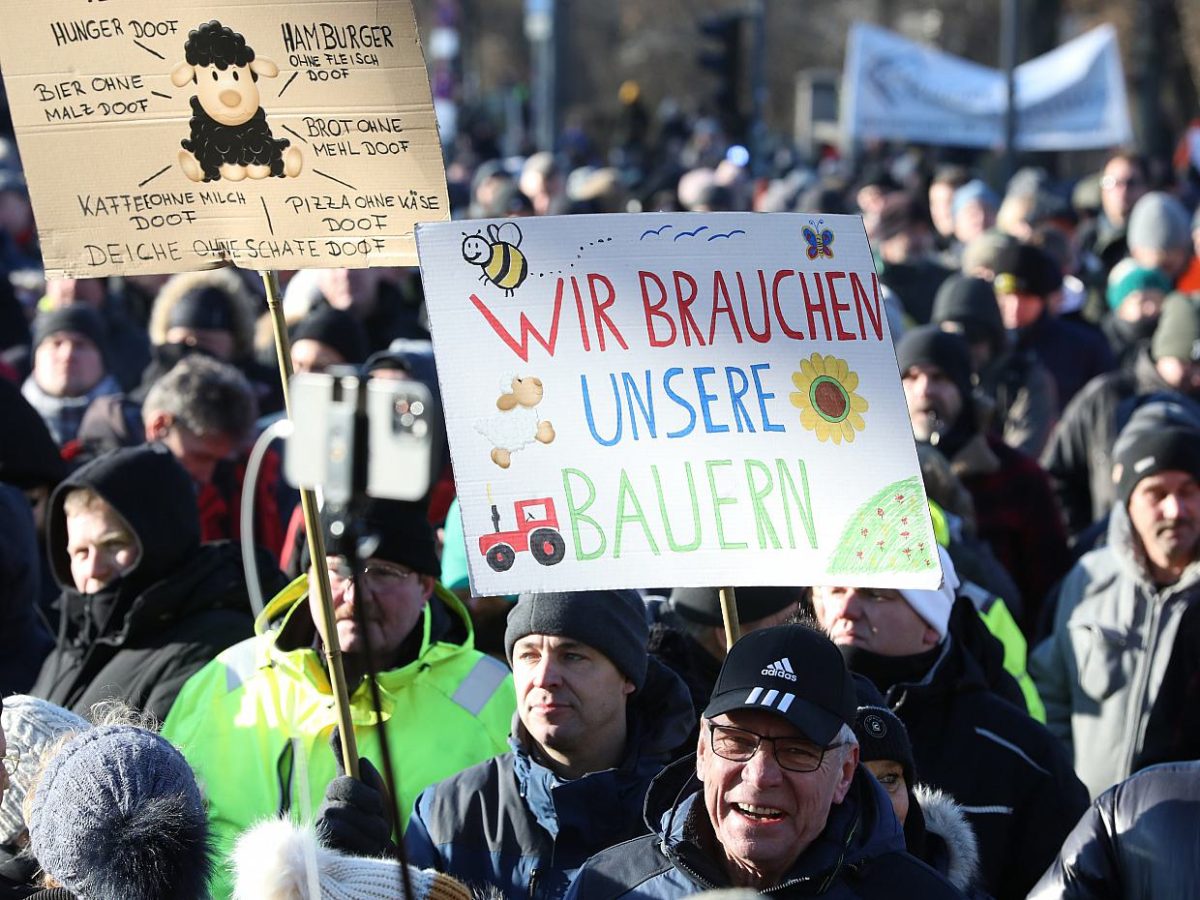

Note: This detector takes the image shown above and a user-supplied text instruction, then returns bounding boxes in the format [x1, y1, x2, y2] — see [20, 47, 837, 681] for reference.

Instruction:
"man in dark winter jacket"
[1029, 761, 1200, 899]
[898, 325, 1070, 631]
[29, 444, 283, 721]
[565, 625, 964, 899]
[811, 551, 1089, 900]
[405, 590, 695, 900]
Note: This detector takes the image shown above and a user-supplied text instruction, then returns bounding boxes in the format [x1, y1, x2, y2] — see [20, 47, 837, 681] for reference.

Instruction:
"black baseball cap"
[703, 624, 857, 745]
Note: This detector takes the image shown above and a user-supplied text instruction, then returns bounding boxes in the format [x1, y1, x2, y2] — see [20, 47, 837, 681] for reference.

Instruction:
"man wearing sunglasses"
[567, 624, 963, 897]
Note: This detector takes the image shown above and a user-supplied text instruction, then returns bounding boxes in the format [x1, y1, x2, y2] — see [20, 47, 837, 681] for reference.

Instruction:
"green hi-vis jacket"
[929, 501, 1046, 723]
[162, 575, 515, 900]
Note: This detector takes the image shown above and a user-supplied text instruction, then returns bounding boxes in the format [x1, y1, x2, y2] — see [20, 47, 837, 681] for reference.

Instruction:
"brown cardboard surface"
[0, 0, 449, 277]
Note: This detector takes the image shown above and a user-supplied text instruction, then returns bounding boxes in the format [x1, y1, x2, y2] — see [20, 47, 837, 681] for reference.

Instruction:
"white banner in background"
[843, 23, 1132, 151]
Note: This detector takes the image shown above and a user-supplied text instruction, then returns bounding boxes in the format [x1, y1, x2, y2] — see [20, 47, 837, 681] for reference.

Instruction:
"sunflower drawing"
[789, 353, 869, 444]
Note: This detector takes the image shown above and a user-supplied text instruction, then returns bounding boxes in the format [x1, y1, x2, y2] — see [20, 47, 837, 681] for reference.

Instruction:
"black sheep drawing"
[170, 21, 302, 183]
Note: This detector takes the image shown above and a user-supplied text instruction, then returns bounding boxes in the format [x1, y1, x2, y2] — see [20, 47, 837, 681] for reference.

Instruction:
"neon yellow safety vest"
[928, 501, 1046, 722]
[162, 575, 515, 899]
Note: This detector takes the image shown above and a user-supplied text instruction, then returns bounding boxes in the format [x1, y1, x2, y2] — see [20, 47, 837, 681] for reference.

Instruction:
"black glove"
[315, 729, 397, 858]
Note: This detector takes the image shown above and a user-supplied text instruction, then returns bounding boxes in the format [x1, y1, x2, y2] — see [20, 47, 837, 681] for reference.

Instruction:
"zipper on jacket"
[528, 866, 540, 898]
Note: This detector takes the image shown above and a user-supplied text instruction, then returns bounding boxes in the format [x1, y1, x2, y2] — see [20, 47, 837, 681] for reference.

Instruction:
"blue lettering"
[622, 370, 657, 440]
[663, 367, 696, 438]
[694, 366, 728, 434]
[751, 363, 785, 432]
[725, 367, 754, 433]
[580, 373, 622, 446]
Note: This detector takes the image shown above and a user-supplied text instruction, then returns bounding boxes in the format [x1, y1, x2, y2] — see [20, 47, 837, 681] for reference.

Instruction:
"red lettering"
[850, 272, 884, 340]
[826, 271, 855, 341]
[639, 270, 676, 348]
[673, 271, 706, 347]
[587, 273, 629, 351]
[773, 270, 805, 339]
[740, 272, 772, 343]
[571, 276, 591, 352]
[709, 271, 744, 344]
[469, 287, 562, 363]
[801, 272, 832, 340]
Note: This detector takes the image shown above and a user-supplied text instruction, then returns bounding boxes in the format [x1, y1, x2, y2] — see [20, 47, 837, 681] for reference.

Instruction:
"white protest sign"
[418, 213, 941, 596]
[843, 23, 1132, 151]
[0, 0, 448, 277]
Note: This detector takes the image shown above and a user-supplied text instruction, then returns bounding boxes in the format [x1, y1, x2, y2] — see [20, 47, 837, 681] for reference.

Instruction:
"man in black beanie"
[21, 305, 121, 446]
[290, 306, 369, 375]
[405, 589, 693, 900]
[161, 497, 516, 899]
[897, 325, 1069, 634]
[1032, 423, 1200, 798]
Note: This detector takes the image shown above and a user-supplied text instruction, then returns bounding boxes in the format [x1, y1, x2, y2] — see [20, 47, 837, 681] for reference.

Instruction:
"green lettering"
[706, 459, 747, 550]
[613, 469, 661, 558]
[776, 458, 817, 549]
[745, 459, 781, 549]
[652, 463, 702, 552]
[561, 467, 606, 560]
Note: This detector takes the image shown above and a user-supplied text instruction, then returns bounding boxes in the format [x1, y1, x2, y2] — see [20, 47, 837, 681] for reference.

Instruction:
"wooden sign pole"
[261, 270, 360, 780]
[719, 585, 741, 651]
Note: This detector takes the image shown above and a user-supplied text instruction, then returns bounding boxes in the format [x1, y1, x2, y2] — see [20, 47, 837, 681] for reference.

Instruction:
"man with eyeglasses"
[566, 624, 964, 898]
[162, 498, 515, 900]
[810, 551, 1088, 900]
[1078, 151, 1148, 282]
[405, 590, 694, 899]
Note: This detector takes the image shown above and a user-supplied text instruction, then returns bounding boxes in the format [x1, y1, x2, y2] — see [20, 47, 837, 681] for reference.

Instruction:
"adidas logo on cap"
[761, 657, 797, 682]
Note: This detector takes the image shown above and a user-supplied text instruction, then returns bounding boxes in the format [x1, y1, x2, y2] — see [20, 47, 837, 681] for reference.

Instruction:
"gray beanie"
[504, 590, 649, 689]
[27, 724, 213, 900]
[0, 695, 88, 845]
[1127, 192, 1191, 253]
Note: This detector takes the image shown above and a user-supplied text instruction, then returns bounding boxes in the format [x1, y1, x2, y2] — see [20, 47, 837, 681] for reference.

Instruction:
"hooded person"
[1101, 259, 1174, 371]
[811, 549, 1089, 900]
[289, 306, 370, 375]
[1126, 190, 1193, 280]
[24, 724, 213, 900]
[161, 497, 515, 900]
[28, 444, 285, 721]
[405, 589, 695, 900]
[851, 678, 982, 896]
[564, 624, 965, 898]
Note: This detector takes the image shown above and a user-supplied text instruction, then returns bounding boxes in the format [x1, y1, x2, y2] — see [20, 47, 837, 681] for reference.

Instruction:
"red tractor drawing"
[479, 497, 567, 572]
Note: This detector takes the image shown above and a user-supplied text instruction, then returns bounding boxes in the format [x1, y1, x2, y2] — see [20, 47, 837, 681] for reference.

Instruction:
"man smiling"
[566, 624, 963, 897]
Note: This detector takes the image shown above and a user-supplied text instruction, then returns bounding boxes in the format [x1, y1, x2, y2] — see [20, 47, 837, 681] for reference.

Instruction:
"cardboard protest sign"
[418, 213, 942, 596]
[0, 0, 448, 277]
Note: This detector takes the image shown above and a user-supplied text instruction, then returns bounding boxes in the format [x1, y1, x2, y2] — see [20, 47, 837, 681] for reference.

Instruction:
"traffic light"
[697, 12, 746, 140]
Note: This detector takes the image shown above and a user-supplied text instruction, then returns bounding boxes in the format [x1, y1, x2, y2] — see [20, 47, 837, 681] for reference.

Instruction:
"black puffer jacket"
[875, 637, 1089, 900]
[1029, 761, 1200, 899]
[30, 445, 285, 721]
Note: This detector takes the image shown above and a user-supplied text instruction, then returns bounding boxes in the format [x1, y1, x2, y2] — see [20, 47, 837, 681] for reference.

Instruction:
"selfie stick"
[719, 586, 741, 649]
[261, 270, 361, 780]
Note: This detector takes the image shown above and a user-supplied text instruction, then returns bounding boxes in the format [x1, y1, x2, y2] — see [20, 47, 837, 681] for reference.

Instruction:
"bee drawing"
[462, 222, 529, 296]
[802, 219, 834, 260]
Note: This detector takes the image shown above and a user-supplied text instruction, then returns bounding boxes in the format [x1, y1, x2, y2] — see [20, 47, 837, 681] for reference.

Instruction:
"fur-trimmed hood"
[913, 783, 980, 893]
[148, 268, 259, 361]
[232, 818, 501, 900]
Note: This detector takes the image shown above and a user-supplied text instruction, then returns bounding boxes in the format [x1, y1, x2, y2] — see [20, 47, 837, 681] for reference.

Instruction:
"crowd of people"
[3, 68, 1200, 899]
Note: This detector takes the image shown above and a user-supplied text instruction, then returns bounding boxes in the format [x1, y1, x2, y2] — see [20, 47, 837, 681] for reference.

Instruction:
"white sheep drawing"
[475, 373, 556, 468]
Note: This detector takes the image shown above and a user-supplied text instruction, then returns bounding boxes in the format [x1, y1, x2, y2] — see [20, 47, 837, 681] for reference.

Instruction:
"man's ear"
[832, 743, 859, 804]
[249, 57, 279, 78]
[170, 62, 195, 87]
[418, 574, 436, 601]
[922, 625, 941, 651]
[145, 411, 172, 442]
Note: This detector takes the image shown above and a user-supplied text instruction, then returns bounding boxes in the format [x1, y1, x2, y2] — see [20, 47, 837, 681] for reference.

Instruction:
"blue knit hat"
[27, 725, 213, 900]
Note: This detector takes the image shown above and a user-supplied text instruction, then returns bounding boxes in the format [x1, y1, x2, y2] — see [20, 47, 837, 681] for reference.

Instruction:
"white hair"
[836, 722, 858, 749]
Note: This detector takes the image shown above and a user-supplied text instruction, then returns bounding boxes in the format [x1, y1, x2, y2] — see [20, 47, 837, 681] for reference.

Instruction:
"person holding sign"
[565, 625, 965, 898]
[161, 498, 515, 900]
[405, 589, 694, 900]
[810, 549, 1088, 900]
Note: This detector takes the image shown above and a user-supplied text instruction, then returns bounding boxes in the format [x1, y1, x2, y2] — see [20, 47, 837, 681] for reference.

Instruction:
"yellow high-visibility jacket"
[162, 575, 514, 899]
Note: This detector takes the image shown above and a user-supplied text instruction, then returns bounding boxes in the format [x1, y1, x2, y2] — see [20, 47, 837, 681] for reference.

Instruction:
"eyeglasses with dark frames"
[706, 720, 846, 773]
[326, 556, 417, 587]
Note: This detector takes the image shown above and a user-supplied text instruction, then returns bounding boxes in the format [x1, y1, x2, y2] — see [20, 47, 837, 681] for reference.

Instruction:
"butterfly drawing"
[802, 219, 834, 259]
